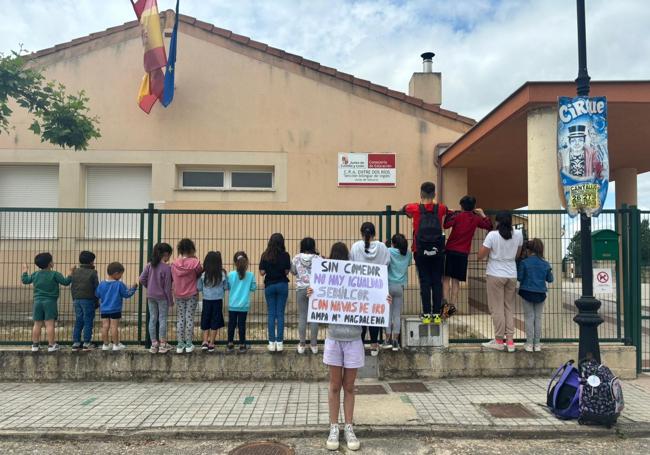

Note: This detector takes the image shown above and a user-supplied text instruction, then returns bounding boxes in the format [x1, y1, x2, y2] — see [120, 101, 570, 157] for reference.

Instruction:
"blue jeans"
[265, 282, 288, 342]
[73, 299, 96, 344]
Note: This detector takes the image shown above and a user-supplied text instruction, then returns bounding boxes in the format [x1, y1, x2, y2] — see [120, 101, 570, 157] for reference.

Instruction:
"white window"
[179, 168, 273, 190]
[0, 165, 59, 239]
[86, 166, 151, 238]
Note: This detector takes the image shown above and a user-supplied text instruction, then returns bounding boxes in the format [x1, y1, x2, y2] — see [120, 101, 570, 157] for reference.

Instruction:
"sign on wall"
[308, 258, 389, 327]
[338, 153, 396, 187]
[557, 96, 609, 217]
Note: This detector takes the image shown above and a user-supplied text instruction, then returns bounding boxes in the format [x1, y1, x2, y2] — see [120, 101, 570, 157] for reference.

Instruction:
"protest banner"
[307, 257, 389, 327]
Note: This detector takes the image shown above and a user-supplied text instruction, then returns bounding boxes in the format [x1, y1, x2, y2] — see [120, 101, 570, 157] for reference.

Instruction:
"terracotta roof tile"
[26, 10, 474, 126]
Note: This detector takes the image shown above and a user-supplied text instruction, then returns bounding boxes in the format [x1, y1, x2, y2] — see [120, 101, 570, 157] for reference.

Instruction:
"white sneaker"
[344, 423, 360, 451]
[101, 343, 113, 351]
[326, 424, 339, 451]
[176, 342, 185, 354]
[481, 340, 505, 351]
[310, 344, 319, 354]
[185, 343, 194, 353]
[297, 344, 305, 354]
[534, 344, 542, 352]
[268, 341, 276, 352]
[31, 344, 39, 352]
[370, 344, 379, 357]
[47, 344, 60, 353]
[112, 343, 126, 351]
[524, 344, 534, 352]
[276, 342, 284, 352]
[506, 342, 515, 353]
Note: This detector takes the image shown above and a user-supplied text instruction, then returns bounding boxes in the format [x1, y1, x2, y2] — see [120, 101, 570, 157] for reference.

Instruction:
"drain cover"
[388, 382, 429, 393]
[229, 441, 294, 455]
[354, 384, 388, 394]
[481, 403, 538, 418]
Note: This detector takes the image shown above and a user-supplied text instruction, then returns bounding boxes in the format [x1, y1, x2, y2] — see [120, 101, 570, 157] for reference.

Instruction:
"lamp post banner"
[557, 96, 609, 217]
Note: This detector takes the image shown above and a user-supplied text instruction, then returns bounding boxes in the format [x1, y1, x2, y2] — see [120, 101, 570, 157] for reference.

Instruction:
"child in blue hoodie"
[226, 251, 257, 353]
[517, 239, 553, 352]
[96, 262, 137, 352]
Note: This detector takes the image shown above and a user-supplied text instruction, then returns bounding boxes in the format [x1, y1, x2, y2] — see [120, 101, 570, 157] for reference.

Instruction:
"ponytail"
[151, 242, 172, 268]
[495, 212, 513, 240]
[360, 222, 376, 253]
[233, 251, 249, 280]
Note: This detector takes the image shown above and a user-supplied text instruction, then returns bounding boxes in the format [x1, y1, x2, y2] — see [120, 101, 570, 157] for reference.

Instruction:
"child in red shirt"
[443, 196, 492, 312]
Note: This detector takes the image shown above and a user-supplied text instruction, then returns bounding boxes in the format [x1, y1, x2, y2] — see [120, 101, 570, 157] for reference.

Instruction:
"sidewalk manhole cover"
[388, 382, 429, 393]
[354, 384, 387, 394]
[481, 403, 537, 418]
[229, 441, 294, 455]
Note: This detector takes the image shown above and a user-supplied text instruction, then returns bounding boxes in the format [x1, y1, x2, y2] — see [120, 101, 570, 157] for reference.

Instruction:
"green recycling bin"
[591, 229, 619, 260]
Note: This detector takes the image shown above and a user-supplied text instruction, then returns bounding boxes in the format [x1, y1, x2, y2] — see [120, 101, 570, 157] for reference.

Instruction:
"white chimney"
[408, 52, 442, 106]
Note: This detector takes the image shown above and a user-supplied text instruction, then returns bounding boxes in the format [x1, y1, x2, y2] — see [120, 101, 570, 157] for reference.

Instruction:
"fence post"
[621, 205, 631, 345]
[629, 206, 643, 372]
[137, 210, 145, 345]
[144, 203, 155, 348]
[386, 205, 392, 243]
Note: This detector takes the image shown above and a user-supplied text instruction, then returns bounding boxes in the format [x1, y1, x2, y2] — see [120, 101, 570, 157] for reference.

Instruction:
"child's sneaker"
[326, 424, 339, 451]
[112, 343, 126, 351]
[433, 314, 442, 326]
[226, 343, 235, 354]
[208, 343, 215, 353]
[201, 342, 209, 351]
[185, 343, 195, 353]
[47, 344, 60, 353]
[82, 342, 96, 352]
[276, 342, 284, 352]
[391, 339, 400, 352]
[534, 344, 542, 352]
[297, 344, 306, 354]
[158, 342, 172, 354]
[481, 339, 505, 351]
[381, 340, 392, 350]
[149, 342, 159, 354]
[310, 344, 319, 354]
[238, 345, 247, 354]
[268, 341, 276, 352]
[420, 313, 432, 325]
[370, 344, 379, 357]
[176, 342, 185, 354]
[344, 423, 360, 451]
[31, 343, 39, 352]
[506, 341, 516, 353]
[524, 344, 534, 352]
[71, 343, 82, 352]
[101, 343, 113, 351]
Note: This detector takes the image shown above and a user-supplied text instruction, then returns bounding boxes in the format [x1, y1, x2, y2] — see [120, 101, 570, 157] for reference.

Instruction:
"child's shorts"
[33, 300, 58, 321]
[444, 251, 469, 281]
[200, 299, 225, 331]
[323, 338, 365, 369]
[101, 312, 122, 319]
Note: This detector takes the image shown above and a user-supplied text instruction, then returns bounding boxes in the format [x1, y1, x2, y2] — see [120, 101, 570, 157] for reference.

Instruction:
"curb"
[0, 423, 648, 441]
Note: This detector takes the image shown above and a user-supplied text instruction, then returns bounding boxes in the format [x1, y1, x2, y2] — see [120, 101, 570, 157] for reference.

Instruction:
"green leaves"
[0, 49, 101, 150]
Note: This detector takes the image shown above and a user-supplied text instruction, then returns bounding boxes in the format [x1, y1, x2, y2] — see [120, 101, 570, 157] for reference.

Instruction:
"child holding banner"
[350, 222, 390, 357]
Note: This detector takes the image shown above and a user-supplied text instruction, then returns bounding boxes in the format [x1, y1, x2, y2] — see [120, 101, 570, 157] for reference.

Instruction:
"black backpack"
[578, 360, 624, 427]
[416, 204, 445, 256]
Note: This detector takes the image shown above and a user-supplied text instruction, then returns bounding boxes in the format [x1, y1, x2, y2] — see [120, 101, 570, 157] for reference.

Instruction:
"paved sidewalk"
[0, 377, 649, 437]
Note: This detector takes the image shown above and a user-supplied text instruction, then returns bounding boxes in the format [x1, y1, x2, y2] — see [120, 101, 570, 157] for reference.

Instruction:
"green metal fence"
[0, 205, 645, 368]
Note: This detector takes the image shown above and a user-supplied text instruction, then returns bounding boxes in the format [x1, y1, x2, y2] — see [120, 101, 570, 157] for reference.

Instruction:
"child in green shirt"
[21, 252, 74, 352]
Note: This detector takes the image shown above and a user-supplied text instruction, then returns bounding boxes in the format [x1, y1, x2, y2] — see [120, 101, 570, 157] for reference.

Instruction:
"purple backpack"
[547, 360, 581, 419]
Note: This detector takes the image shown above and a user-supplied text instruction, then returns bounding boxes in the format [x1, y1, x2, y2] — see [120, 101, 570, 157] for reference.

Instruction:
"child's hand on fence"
[131, 283, 139, 290]
[21, 264, 28, 274]
[306, 287, 313, 297]
[69, 266, 76, 275]
[475, 208, 486, 217]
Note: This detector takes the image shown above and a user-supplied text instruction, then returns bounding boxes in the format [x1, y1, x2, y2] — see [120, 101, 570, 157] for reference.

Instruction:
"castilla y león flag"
[131, 0, 167, 113]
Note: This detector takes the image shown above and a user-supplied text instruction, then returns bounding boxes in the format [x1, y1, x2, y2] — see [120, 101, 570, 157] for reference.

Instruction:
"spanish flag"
[131, 0, 167, 113]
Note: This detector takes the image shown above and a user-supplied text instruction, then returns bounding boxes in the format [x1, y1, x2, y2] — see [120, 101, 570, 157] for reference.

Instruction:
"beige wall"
[0, 24, 470, 211]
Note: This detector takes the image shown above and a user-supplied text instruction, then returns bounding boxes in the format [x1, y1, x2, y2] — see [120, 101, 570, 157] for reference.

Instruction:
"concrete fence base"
[0, 343, 636, 382]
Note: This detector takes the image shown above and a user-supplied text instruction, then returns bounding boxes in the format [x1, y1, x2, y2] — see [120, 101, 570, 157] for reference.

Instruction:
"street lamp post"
[573, 0, 603, 363]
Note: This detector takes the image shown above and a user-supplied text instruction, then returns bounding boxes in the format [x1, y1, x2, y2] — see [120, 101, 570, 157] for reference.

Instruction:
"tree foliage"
[566, 219, 650, 265]
[0, 49, 100, 150]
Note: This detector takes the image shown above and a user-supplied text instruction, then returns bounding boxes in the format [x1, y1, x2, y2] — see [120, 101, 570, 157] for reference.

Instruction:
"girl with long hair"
[259, 233, 291, 352]
[139, 242, 173, 354]
[226, 251, 257, 353]
[197, 251, 228, 352]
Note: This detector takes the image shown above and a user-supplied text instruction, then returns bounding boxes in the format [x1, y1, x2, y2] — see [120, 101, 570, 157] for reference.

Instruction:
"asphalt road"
[0, 436, 648, 454]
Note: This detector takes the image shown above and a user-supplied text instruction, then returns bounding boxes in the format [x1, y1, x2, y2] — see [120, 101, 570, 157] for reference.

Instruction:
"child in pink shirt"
[171, 238, 203, 354]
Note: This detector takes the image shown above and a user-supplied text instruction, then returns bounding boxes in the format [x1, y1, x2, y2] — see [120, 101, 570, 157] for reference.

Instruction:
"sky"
[0, 0, 648, 207]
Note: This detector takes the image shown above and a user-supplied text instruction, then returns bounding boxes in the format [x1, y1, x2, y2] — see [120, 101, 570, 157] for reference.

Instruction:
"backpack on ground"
[578, 360, 624, 427]
[546, 360, 581, 420]
[416, 204, 444, 256]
